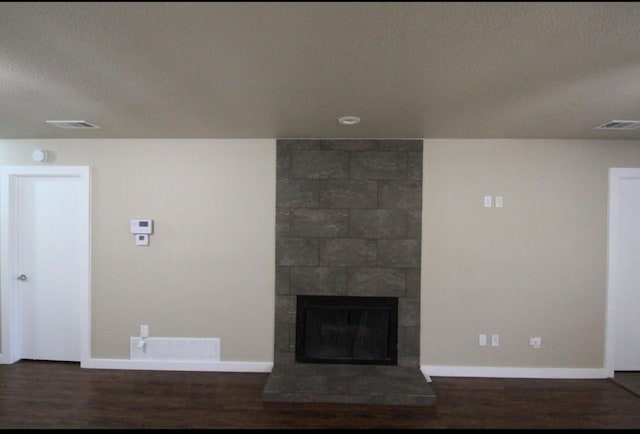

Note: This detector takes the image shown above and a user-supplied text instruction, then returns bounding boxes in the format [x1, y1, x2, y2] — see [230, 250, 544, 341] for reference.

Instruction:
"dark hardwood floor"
[1, 360, 639, 429]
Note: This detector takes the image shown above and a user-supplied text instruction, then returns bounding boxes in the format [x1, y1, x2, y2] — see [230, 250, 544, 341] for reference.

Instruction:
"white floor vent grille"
[130, 337, 220, 361]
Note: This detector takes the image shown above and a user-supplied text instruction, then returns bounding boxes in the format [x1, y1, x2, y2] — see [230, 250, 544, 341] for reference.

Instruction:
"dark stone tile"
[262, 372, 285, 394]
[284, 322, 296, 353]
[277, 139, 323, 151]
[282, 373, 348, 394]
[263, 365, 436, 406]
[406, 269, 421, 298]
[398, 326, 420, 357]
[347, 268, 405, 297]
[276, 179, 319, 208]
[350, 151, 407, 180]
[348, 371, 431, 395]
[378, 239, 421, 268]
[274, 322, 291, 352]
[290, 209, 349, 238]
[321, 140, 380, 151]
[276, 238, 318, 266]
[264, 390, 434, 406]
[408, 151, 422, 180]
[273, 351, 295, 366]
[263, 392, 386, 405]
[277, 149, 290, 179]
[275, 296, 296, 324]
[272, 138, 426, 407]
[277, 140, 294, 153]
[379, 180, 422, 209]
[407, 210, 421, 238]
[290, 267, 347, 295]
[397, 355, 420, 368]
[320, 180, 378, 209]
[318, 239, 377, 267]
[275, 267, 290, 295]
[379, 140, 423, 151]
[349, 209, 407, 239]
[276, 209, 290, 238]
[286, 364, 374, 378]
[372, 365, 423, 377]
[399, 298, 420, 327]
[291, 150, 349, 179]
[316, 394, 387, 405]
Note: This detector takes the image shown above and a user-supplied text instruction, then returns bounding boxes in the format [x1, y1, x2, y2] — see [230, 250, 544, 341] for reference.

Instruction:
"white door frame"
[605, 168, 640, 376]
[0, 165, 91, 364]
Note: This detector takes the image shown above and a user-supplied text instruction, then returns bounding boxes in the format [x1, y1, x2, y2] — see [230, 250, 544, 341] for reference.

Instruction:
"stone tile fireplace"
[263, 139, 435, 405]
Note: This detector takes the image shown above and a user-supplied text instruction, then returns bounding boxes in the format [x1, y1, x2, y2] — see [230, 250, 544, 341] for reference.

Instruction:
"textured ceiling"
[1, 2, 640, 140]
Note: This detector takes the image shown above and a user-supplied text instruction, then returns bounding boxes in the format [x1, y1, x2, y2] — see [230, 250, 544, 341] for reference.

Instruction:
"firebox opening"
[295, 295, 398, 365]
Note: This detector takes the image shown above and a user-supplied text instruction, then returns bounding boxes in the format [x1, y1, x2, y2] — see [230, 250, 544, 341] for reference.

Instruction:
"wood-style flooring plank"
[0, 361, 639, 429]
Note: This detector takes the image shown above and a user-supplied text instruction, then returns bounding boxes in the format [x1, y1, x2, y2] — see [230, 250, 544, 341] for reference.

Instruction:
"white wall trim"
[83, 361, 605, 379]
[421, 365, 609, 379]
[82, 358, 273, 373]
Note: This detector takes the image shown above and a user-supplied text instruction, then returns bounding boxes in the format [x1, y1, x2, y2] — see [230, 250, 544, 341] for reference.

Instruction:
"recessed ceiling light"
[46, 120, 100, 129]
[338, 116, 361, 125]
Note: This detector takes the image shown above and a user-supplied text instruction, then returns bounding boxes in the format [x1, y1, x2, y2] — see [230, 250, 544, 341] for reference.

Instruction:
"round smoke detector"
[32, 149, 48, 163]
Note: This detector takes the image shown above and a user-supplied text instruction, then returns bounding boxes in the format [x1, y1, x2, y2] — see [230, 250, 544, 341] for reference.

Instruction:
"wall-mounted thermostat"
[131, 219, 153, 234]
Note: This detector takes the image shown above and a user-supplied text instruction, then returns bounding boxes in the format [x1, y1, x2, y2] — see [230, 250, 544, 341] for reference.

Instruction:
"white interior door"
[608, 168, 640, 372]
[17, 175, 83, 360]
[1, 166, 90, 364]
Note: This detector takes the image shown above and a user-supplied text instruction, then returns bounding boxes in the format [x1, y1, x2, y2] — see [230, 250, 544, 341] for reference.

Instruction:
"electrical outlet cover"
[529, 336, 542, 347]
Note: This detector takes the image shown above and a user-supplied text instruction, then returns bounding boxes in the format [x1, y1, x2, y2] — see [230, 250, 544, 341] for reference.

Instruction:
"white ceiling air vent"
[594, 120, 640, 130]
[45, 120, 101, 129]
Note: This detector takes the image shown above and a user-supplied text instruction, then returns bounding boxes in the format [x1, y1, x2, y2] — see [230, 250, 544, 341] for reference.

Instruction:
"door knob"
[17, 274, 27, 281]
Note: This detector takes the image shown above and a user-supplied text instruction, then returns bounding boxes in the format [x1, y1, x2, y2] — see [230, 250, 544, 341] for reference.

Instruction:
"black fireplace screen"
[295, 295, 398, 365]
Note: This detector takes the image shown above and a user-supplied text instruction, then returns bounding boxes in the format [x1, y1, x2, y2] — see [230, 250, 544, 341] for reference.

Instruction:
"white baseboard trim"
[82, 358, 273, 373]
[421, 365, 610, 379]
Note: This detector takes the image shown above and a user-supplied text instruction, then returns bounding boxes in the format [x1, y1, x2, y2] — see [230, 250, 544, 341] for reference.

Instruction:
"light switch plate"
[491, 334, 499, 347]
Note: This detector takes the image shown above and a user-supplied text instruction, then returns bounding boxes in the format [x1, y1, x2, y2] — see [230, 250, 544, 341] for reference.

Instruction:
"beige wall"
[2, 138, 640, 369]
[0, 139, 276, 361]
[421, 139, 640, 368]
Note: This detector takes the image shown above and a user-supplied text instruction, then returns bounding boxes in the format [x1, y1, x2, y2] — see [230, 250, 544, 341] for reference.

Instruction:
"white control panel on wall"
[131, 219, 153, 234]
[131, 219, 153, 246]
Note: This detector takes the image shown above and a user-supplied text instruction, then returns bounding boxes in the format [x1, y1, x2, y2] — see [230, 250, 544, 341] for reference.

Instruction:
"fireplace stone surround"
[263, 139, 435, 406]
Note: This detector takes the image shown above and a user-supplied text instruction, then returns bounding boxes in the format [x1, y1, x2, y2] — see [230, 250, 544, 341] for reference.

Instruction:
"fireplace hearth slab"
[263, 364, 435, 406]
